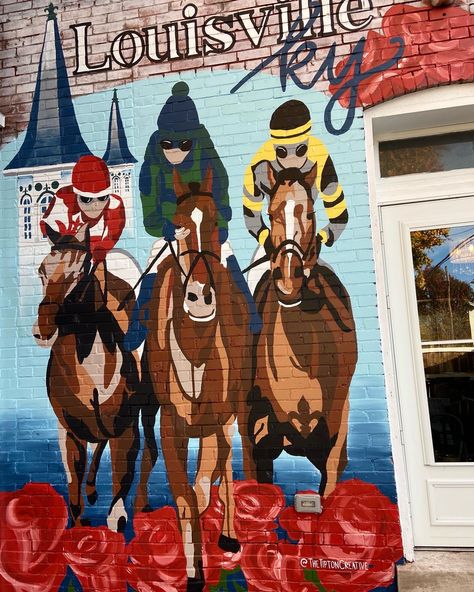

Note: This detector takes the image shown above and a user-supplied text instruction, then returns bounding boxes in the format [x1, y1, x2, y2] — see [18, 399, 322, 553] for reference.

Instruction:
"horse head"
[266, 163, 318, 307]
[33, 224, 92, 343]
[172, 167, 221, 323]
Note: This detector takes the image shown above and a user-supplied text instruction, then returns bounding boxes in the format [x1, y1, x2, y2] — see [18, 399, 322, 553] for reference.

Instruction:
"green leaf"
[304, 568, 333, 592]
[209, 567, 248, 592]
[67, 581, 77, 592]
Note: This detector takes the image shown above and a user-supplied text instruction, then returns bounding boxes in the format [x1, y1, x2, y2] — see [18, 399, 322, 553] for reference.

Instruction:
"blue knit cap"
[157, 82, 201, 133]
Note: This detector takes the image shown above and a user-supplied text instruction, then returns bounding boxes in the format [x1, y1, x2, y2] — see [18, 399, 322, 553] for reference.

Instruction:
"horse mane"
[56, 273, 122, 364]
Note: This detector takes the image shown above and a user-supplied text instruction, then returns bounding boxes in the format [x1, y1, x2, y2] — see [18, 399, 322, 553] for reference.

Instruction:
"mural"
[13, 0, 472, 590]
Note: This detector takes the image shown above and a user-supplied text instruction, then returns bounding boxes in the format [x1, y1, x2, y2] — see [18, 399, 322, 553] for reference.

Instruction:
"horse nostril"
[204, 294, 212, 305]
[273, 268, 283, 280]
[294, 266, 304, 278]
[187, 292, 198, 302]
[33, 334, 41, 339]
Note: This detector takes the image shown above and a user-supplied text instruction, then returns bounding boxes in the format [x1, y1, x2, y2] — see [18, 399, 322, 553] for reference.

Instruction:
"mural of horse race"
[6, 0, 473, 589]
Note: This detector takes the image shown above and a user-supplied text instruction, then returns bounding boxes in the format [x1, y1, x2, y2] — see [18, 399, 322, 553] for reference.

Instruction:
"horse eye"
[276, 146, 288, 159]
[296, 144, 308, 157]
[273, 268, 283, 280]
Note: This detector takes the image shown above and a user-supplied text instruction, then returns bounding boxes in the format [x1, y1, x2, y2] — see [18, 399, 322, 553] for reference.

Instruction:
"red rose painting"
[329, 4, 474, 108]
[63, 526, 128, 592]
[126, 506, 187, 592]
[309, 479, 403, 592]
[0, 483, 68, 592]
[0, 478, 403, 592]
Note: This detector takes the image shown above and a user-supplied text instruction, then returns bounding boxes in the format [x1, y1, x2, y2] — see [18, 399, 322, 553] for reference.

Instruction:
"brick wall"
[0, 0, 473, 591]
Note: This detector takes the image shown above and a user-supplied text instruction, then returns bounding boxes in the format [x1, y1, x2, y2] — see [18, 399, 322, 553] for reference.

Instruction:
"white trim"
[363, 83, 474, 562]
[0, 112, 5, 128]
[3, 162, 75, 177]
[72, 184, 111, 198]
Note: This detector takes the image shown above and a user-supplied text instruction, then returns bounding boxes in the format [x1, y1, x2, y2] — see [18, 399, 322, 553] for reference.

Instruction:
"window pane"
[380, 130, 474, 177]
[411, 225, 474, 462]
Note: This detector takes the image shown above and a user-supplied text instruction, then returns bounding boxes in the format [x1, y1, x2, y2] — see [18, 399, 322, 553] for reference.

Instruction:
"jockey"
[124, 82, 261, 351]
[41, 155, 125, 265]
[242, 100, 348, 293]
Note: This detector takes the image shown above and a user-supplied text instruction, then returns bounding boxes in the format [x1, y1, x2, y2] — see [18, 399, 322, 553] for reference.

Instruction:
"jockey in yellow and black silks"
[242, 100, 348, 292]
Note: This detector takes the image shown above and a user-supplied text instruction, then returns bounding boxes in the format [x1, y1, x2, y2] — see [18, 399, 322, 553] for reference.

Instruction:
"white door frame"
[363, 84, 474, 561]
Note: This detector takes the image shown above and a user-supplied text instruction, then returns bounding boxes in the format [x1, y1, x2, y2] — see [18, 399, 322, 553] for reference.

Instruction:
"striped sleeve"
[308, 137, 348, 245]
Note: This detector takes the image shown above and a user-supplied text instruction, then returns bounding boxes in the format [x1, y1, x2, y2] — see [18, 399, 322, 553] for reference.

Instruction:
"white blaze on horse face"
[284, 199, 296, 278]
[191, 207, 204, 252]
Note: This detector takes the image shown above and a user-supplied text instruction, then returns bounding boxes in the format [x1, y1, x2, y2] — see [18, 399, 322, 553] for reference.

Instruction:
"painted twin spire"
[5, 3, 135, 173]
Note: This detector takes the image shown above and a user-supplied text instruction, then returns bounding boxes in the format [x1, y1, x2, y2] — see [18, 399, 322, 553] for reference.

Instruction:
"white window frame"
[364, 83, 474, 561]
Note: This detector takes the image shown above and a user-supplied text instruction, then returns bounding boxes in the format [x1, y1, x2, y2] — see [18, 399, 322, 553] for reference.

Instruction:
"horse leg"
[135, 390, 160, 513]
[108, 421, 140, 532]
[161, 409, 204, 592]
[65, 431, 87, 526]
[215, 418, 240, 553]
[248, 395, 283, 484]
[85, 440, 107, 505]
[323, 396, 350, 496]
[194, 433, 218, 515]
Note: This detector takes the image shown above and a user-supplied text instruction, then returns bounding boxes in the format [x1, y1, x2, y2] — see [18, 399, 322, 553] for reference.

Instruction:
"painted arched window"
[124, 173, 131, 193]
[20, 195, 32, 240]
[113, 175, 120, 193]
[38, 192, 54, 238]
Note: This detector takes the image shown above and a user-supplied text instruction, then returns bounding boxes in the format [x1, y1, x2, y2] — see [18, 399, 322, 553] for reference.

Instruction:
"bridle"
[170, 190, 221, 298]
[38, 242, 93, 314]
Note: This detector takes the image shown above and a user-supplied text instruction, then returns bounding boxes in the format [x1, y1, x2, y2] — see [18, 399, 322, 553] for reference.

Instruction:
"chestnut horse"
[34, 224, 141, 531]
[136, 170, 252, 591]
[249, 165, 358, 497]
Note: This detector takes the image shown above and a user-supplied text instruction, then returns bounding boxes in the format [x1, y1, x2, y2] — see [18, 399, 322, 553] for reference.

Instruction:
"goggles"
[275, 143, 308, 160]
[160, 139, 193, 152]
[78, 194, 110, 204]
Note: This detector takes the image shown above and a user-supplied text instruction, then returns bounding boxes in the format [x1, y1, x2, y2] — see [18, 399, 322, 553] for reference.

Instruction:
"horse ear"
[74, 223, 89, 246]
[265, 163, 278, 189]
[44, 223, 61, 246]
[173, 169, 187, 198]
[304, 162, 318, 189]
[201, 166, 213, 194]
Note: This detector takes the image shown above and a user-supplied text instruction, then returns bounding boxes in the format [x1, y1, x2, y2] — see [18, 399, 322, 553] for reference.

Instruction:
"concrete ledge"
[397, 551, 474, 592]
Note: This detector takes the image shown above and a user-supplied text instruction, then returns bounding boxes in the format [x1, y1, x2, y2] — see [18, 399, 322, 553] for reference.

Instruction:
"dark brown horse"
[135, 169, 252, 591]
[249, 164, 358, 497]
[34, 224, 141, 531]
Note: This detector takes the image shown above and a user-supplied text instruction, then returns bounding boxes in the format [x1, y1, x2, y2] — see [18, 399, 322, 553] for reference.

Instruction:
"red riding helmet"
[71, 155, 111, 198]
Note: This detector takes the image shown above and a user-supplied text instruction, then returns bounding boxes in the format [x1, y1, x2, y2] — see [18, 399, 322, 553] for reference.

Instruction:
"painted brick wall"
[0, 1, 473, 591]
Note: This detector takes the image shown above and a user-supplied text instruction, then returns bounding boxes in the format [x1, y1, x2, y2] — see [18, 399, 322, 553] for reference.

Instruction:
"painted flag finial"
[45, 3, 58, 20]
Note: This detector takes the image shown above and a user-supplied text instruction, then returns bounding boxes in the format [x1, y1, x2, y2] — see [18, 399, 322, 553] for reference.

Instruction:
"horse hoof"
[80, 518, 91, 527]
[141, 504, 154, 513]
[187, 577, 205, 592]
[87, 490, 98, 505]
[218, 534, 240, 553]
[117, 516, 127, 533]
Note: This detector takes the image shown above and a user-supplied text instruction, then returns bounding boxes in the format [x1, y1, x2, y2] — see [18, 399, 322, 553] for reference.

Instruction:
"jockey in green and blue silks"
[124, 82, 261, 351]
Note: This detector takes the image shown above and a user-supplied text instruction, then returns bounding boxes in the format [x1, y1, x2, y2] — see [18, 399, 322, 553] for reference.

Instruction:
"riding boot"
[226, 254, 262, 334]
[123, 273, 156, 351]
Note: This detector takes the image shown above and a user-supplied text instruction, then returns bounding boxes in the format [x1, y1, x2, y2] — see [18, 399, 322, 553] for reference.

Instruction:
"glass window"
[411, 225, 474, 462]
[379, 130, 474, 177]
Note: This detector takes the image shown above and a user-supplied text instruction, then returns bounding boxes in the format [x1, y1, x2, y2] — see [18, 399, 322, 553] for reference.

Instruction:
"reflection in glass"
[380, 130, 474, 177]
[411, 225, 474, 462]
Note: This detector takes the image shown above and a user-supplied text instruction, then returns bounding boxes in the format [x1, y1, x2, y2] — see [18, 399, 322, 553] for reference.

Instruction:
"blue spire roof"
[4, 4, 91, 172]
[103, 90, 137, 166]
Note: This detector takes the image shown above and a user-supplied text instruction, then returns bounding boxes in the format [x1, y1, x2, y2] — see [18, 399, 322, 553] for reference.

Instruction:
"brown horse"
[249, 164, 358, 497]
[34, 224, 141, 531]
[135, 170, 252, 591]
